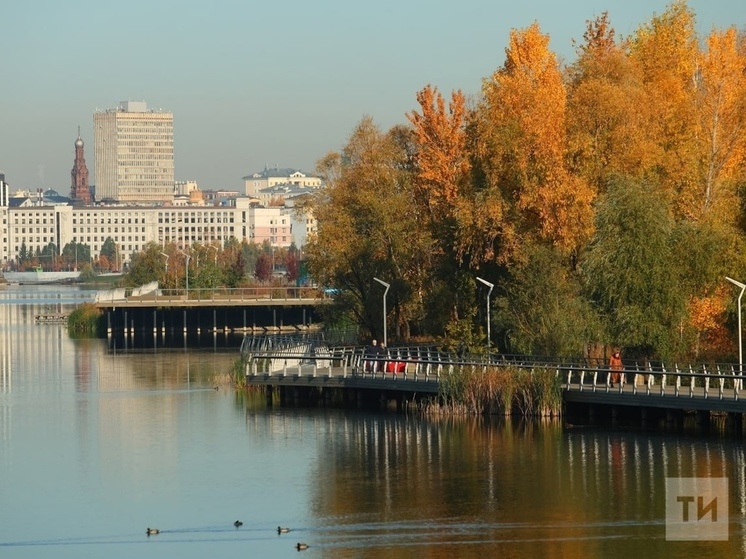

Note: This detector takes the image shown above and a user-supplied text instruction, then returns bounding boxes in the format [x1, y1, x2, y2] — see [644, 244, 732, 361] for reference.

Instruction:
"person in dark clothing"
[364, 339, 378, 373]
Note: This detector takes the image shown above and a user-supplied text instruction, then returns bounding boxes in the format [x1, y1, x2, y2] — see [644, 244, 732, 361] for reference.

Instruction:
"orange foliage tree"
[480, 22, 595, 256]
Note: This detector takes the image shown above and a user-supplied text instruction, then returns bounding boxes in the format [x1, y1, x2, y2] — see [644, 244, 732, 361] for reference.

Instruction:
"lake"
[0, 285, 744, 558]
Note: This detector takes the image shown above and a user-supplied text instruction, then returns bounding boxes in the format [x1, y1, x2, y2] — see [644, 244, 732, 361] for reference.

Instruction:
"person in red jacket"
[609, 349, 623, 387]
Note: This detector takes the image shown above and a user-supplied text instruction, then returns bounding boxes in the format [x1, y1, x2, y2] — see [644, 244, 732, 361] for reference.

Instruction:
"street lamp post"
[373, 277, 390, 348]
[160, 252, 169, 274]
[184, 254, 191, 297]
[476, 276, 494, 358]
[726, 276, 746, 388]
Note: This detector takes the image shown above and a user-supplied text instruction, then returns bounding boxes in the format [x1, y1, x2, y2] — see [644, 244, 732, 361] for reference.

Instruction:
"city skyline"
[1, 0, 742, 193]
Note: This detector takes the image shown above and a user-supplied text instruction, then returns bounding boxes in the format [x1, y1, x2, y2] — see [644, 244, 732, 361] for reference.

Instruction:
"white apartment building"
[0, 198, 300, 269]
[242, 167, 322, 197]
[94, 101, 174, 204]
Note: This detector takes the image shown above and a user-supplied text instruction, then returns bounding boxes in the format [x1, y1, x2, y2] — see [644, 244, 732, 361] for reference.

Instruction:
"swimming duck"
[146, 528, 160, 535]
[278, 526, 291, 534]
[234, 520, 243, 528]
[296, 542, 309, 550]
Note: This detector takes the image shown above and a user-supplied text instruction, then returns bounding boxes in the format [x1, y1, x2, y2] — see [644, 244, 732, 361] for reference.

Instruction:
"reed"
[428, 365, 562, 417]
[67, 303, 103, 337]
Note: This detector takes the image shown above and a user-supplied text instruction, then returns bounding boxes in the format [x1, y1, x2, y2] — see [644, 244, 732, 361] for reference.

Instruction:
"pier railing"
[95, 285, 328, 304]
[241, 335, 746, 401]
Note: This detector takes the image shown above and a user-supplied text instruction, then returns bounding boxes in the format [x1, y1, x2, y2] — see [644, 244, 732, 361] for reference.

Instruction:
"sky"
[1, 0, 743, 193]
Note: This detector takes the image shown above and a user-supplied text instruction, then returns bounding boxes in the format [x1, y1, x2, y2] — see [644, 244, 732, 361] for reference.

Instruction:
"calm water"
[1, 285, 745, 558]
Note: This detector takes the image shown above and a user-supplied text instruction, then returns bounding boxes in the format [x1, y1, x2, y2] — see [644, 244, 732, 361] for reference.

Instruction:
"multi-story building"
[247, 206, 292, 246]
[0, 196, 303, 269]
[94, 101, 174, 204]
[241, 167, 322, 198]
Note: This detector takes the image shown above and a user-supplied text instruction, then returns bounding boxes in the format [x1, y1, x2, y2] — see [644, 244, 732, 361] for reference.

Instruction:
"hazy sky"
[1, 0, 743, 192]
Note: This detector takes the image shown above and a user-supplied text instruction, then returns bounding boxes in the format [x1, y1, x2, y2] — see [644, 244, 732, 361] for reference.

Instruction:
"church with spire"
[70, 128, 91, 205]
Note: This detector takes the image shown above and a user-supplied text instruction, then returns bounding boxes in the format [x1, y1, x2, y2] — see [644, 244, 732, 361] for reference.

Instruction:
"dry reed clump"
[427, 365, 562, 417]
[67, 303, 103, 337]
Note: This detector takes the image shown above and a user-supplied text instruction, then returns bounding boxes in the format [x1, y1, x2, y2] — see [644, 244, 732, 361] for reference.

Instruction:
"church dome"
[75, 136, 84, 148]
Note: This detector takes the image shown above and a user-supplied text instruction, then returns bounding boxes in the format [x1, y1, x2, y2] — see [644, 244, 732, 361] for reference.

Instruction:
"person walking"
[609, 348, 623, 387]
[364, 339, 378, 373]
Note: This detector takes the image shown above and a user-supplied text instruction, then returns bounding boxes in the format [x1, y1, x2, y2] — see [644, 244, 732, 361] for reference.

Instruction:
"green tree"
[241, 240, 261, 278]
[18, 242, 29, 267]
[62, 241, 92, 269]
[581, 177, 687, 359]
[78, 262, 96, 282]
[124, 242, 168, 287]
[494, 243, 600, 356]
[189, 242, 223, 288]
[41, 243, 58, 270]
[100, 237, 118, 269]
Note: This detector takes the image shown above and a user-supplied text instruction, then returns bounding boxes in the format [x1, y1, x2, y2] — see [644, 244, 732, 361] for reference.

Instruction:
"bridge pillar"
[266, 386, 274, 406]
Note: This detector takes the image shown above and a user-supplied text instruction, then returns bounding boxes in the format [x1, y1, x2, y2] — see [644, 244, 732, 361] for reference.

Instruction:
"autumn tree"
[628, 1, 701, 219]
[285, 244, 300, 283]
[480, 22, 595, 254]
[307, 117, 430, 340]
[406, 85, 487, 337]
[694, 27, 746, 222]
[222, 238, 245, 287]
[566, 12, 656, 192]
[407, 85, 470, 225]
[254, 252, 273, 283]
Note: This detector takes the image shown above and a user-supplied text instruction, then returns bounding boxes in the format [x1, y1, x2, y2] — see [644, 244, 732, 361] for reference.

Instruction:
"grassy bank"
[432, 365, 562, 417]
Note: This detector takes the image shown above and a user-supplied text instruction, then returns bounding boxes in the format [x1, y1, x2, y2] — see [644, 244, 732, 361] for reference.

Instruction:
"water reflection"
[243, 409, 746, 557]
[2, 285, 745, 558]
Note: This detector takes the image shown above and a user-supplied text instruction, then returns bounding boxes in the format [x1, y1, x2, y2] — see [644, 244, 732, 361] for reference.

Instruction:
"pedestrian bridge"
[240, 334, 746, 420]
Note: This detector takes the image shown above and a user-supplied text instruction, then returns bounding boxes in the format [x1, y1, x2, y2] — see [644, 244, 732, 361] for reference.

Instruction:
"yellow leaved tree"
[480, 22, 595, 256]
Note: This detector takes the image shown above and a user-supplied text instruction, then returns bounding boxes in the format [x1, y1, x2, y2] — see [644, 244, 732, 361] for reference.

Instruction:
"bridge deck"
[244, 354, 746, 414]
